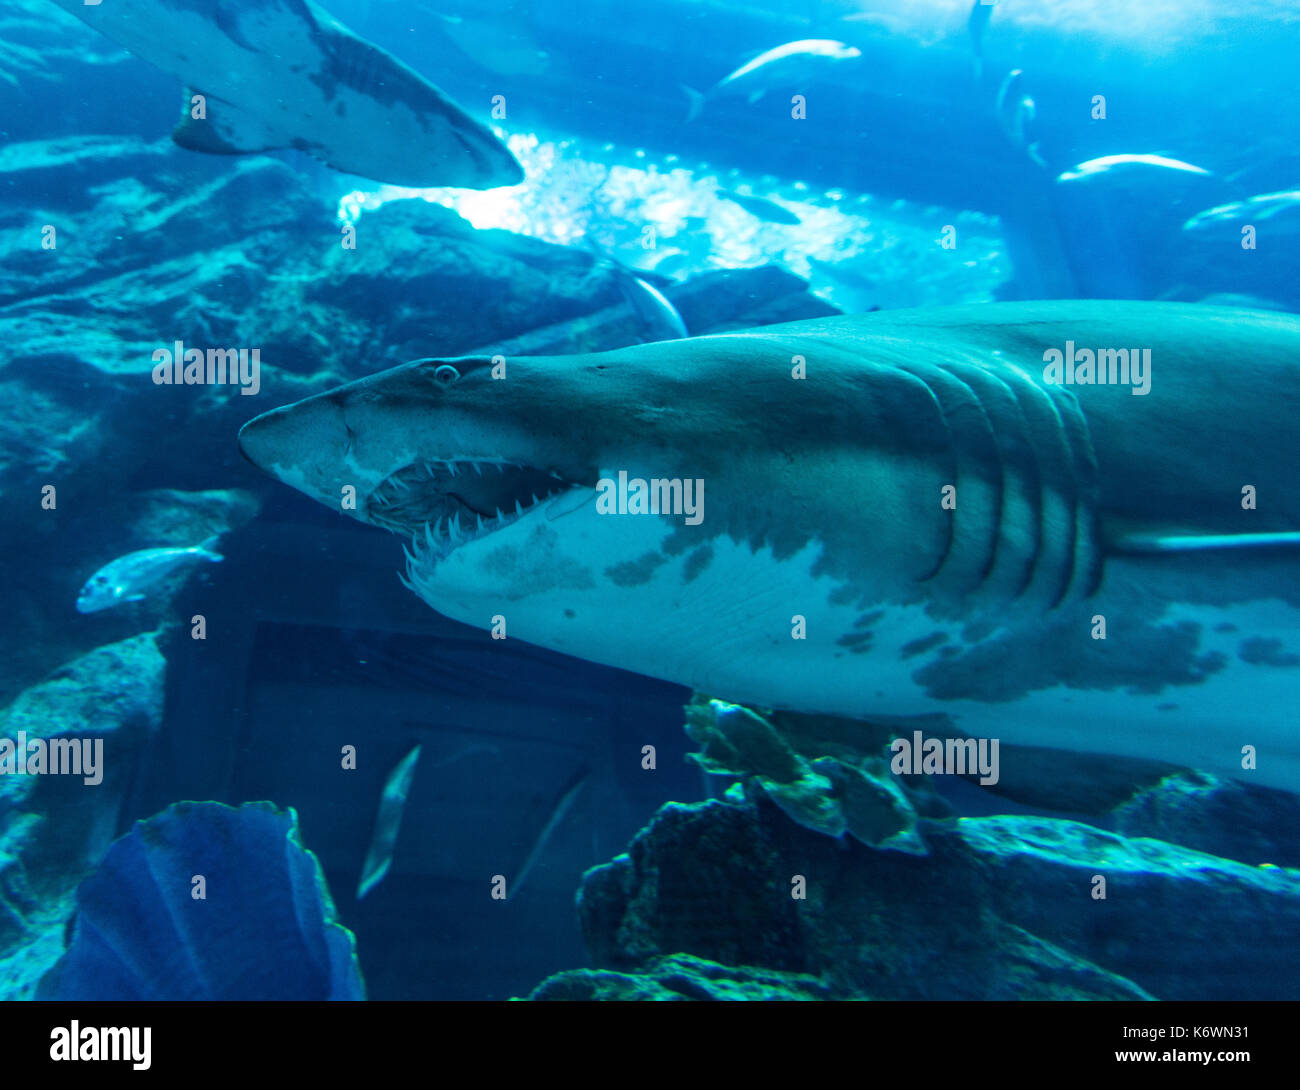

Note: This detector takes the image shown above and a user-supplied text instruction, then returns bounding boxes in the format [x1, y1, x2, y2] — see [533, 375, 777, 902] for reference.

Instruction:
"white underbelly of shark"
[405, 494, 1300, 793]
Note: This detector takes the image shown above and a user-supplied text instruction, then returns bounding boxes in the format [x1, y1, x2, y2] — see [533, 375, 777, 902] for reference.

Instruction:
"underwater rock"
[967, 741, 1184, 815]
[576, 795, 1151, 999]
[574, 789, 1300, 999]
[0, 135, 174, 212]
[0, 152, 324, 701]
[527, 952, 837, 1000]
[0, 812, 42, 954]
[0, 375, 102, 488]
[1111, 771, 1300, 869]
[0, 811, 69, 1000]
[669, 266, 841, 332]
[124, 488, 262, 550]
[464, 292, 670, 357]
[470, 265, 840, 357]
[310, 199, 628, 365]
[38, 801, 365, 1001]
[1, 156, 314, 326]
[963, 815, 1300, 999]
[0, 5, 140, 137]
[578, 800, 805, 974]
[0, 633, 165, 998]
[0, 631, 164, 820]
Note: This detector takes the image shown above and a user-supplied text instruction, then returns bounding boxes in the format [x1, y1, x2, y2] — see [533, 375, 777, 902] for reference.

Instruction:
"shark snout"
[238, 395, 360, 505]
[238, 404, 307, 471]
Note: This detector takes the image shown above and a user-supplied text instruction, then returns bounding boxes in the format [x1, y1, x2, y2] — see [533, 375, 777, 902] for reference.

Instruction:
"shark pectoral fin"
[172, 92, 288, 156]
[1109, 531, 1300, 555]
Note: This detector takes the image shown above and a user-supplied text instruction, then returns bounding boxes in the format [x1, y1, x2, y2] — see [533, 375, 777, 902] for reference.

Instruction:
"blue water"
[1, 0, 1298, 1002]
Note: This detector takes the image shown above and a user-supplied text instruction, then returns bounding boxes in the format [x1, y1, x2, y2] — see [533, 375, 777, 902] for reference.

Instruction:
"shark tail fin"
[172, 89, 289, 156]
[681, 83, 706, 123]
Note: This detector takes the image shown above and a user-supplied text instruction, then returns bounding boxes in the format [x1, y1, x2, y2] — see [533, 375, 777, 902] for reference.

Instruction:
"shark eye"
[433, 364, 460, 386]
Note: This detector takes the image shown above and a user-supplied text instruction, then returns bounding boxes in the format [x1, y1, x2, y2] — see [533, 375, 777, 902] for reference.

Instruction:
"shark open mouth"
[367, 457, 577, 556]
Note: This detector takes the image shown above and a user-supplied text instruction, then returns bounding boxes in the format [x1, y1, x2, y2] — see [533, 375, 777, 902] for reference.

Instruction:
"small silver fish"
[683, 39, 862, 121]
[76, 536, 223, 613]
[508, 767, 590, 901]
[995, 68, 1045, 168]
[357, 743, 423, 900]
[1183, 190, 1300, 231]
[716, 188, 802, 226]
[1057, 154, 1211, 183]
[587, 239, 689, 342]
[615, 273, 689, 342]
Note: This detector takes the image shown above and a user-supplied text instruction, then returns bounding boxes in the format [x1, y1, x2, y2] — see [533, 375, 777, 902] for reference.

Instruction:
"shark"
[49, 0, 522, 188]
[238, 302, 1300, 794]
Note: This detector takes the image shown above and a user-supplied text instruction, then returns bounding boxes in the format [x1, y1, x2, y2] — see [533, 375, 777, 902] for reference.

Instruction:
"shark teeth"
[406, 489, 550, 570]
[375, 456, 576, 562]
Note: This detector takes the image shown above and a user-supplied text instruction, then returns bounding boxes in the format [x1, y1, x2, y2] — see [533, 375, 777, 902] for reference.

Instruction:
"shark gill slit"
[1005, 367, 1080, 611]
[1046, 384, 1104, 601]
[907, 360, 1100, 612]
[898, 362, 959, 584]
[895, 358, 996, 591]
[941, 363, 1041, 605]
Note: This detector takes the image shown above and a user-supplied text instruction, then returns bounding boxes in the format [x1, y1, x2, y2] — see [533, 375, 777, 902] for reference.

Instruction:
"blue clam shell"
[38, 801, 364, 1000]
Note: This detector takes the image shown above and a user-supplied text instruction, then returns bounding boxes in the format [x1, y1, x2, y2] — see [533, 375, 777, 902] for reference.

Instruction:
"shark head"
[239, 353, 594, 544]
[239, 348, 711, 634]
[237, 322, 968, 699]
